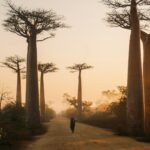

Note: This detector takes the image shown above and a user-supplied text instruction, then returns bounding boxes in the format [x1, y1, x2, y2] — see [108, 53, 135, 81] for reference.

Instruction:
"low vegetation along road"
[22, 117, 150, 150]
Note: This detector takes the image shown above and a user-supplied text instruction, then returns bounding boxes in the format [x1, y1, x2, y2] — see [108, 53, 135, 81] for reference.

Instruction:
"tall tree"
[67, 63, 93, 120]
[127, 0, 143, 135]
[3, 2, 66, 128]
[1, 55, 25, 107]
[141, 31, 150, 136]
[102, 0, 144, 135]
[38, 63, 58, 121]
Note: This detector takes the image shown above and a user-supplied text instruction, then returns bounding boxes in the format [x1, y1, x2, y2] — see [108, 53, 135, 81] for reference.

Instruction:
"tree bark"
[141, 30, 150, 136]
[127, 0, 144, 135]
[26, 31, 41, 128]
[0, 100, 1, 112]
[40, 72, 45, 121]
[77, 70, 82, 120]
[16, 71, 22, 107]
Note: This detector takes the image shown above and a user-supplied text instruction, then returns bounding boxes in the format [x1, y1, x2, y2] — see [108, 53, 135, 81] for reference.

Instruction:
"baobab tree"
[102, 0, 145, 135]
[141, 31, 150, 136]
[1, 55, 25, 107]
[38, 63, 58, 121]
[3, 2, 66, 128]
[67, 63, 93, 120]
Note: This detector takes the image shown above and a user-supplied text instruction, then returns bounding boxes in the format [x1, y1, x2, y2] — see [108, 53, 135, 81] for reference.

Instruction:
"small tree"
[63, 93, 92, 113]
[3, 2, 66, 128]
[0, 87, 13, 111]
[1, 55, 25, 107]
[38, 63, 58, 121]
[67, 63, 93, 120]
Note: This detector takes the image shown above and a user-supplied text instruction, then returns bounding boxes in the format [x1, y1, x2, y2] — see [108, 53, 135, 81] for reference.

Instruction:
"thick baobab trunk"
[141, 31, 150, 136]
[26, 32, 41, 128]
[127, 0, 144, 135]
[77, 70, 82, 120]
[40, 72, 46, 121]
[0, 100, 1, 112]
[16, 71, 22, 107]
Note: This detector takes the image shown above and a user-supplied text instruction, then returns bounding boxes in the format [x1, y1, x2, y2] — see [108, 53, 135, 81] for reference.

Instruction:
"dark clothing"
[70, 117, 76, 133]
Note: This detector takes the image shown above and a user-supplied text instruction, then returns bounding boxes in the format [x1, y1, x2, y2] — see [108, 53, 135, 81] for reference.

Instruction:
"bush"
[82, 86, 127, 135]
[62, 108, 78, 118]
[0, 102, 30, 145]
[45, 106, 56, 122]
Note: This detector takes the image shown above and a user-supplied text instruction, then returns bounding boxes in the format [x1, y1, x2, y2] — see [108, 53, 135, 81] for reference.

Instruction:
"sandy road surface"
[22, 117, 150, 150]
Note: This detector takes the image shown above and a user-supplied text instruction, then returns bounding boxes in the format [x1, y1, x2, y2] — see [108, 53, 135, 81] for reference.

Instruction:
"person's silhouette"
[70, 117, 76, 133]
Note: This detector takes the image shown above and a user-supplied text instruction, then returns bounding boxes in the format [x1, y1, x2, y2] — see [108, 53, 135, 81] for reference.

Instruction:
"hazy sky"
[0, 0, 130, 112]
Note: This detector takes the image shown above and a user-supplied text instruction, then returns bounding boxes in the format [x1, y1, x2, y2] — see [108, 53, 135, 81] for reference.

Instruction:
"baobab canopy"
[3, 2, 66, 42]
[67, 63, 93, 73]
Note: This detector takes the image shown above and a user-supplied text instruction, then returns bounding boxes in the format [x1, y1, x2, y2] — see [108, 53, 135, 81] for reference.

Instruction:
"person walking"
[70, 117, 76, 133]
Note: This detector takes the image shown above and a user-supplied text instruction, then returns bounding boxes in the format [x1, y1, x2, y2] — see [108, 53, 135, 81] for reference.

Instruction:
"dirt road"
[23, 117, 150, 150]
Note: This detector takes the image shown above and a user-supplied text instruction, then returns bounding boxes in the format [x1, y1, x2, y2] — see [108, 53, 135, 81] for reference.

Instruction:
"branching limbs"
[38, 63, 58, 74]
[67, 63, 93, 73]
[1, 55, 25, 73]
[102, 0, 150, 31]
[3, 2, 67, 42]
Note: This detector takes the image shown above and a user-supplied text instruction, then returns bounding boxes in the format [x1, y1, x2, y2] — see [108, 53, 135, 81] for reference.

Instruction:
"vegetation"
[63, 93, 92, 118]
[82, 86, 127, 135]
[0, 101, 55, 148]
[45, 104, 56, 122]
[1, 0, 150, 149]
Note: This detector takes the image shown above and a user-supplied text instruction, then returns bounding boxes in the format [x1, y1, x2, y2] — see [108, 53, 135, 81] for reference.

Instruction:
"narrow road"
[23, 117, 150, 150]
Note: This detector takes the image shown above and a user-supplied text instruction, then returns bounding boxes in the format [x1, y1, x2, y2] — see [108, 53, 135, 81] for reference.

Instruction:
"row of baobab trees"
[2, 0, 150, 137]
[1, 1, 67, 129]
[1, 1, 92, 130]
[1, 55, 92, 122]
[1, 55, 58, 121]
[102, 0, 150, 136]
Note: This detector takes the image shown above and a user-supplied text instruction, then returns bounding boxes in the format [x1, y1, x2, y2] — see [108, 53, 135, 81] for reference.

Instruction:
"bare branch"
[3, 2, 67, 41]
[103, 0, 150, 31]
[102, 0, 131, 8]
[38, 63, 58, 74]
[37, 33, 55, 42]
